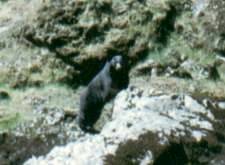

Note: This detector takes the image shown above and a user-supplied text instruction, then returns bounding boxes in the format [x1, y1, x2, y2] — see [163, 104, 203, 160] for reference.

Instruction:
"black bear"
[78, 55, 129, 133]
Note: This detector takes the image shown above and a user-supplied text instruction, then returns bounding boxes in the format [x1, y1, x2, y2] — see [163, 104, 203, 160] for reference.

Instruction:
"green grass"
[0, 83, 79, 132]
[147, 48, 169, 64]
[0, 113, 21, 132]
[146, 31, 217, 67]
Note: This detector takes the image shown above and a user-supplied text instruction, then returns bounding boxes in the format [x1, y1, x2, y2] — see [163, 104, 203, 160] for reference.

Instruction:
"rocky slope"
[25, 85, 225, 164]
[0, 0, 225, 164]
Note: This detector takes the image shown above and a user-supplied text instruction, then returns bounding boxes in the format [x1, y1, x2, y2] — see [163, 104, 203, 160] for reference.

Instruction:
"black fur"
[78, 55, 129, 133]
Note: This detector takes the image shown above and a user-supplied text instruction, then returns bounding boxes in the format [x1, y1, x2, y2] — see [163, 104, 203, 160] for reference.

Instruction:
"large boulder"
[25, 86, 225, 164]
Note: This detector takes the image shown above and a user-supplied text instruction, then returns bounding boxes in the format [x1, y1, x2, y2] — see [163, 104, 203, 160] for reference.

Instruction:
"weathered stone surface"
[0, 85, 81, 164]
[192, 0, 225, 53]
[25, 86, 225, 165]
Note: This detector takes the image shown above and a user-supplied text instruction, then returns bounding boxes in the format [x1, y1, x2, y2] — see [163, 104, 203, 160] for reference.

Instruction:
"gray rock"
[217, 102, 225, 110]
[180, 60, 212, 80]
[192, 0, 209, 17]
[24, 87, 215, 165]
